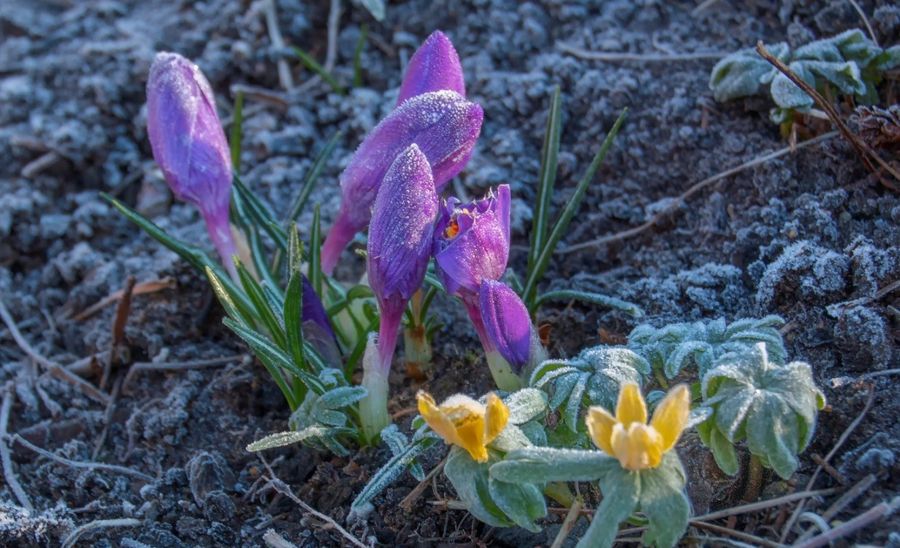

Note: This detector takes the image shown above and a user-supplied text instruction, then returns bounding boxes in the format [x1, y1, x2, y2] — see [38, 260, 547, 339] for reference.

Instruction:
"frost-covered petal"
[397, 30, 466, 105]
[338, 90, 483, 231]
[616, 382, 648, 426]
[434, 185, 511, 297]
[417, 391, 461, 447]
[479, 280, 531, 372]
[586, 406, 617, 455]
[484, 392, 510, 444]
[367, 144, 438, 302]
[650, 384, 690, 453]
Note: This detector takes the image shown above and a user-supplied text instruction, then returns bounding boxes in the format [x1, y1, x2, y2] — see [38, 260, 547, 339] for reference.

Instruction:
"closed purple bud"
[321, 90, 482, 274]
[146, 52, 237, 278]
[367, 144, 439, 370]
[300, 275, 340, 368]
[434, 184, 510, 298]
[479, 280, 531, 372]
[302, 275, 334, 340]
[397, 30, 465, 106]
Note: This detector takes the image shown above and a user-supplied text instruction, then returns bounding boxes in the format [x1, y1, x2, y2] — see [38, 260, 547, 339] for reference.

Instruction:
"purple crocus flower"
[479, 280, 532, 370]
[433, 184, 511, 299]
[367, 143, 439, 371]
[300, 275, 341, 367]
[360, 143, 438, 439]
[397, 30, 465, 106]
[321, 90, 483, 274]
[146, 51, 238, 280]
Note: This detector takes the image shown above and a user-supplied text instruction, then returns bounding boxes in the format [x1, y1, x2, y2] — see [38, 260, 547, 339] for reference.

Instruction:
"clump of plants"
[710, 29, 899, 136]
[112, 31, 826, 546]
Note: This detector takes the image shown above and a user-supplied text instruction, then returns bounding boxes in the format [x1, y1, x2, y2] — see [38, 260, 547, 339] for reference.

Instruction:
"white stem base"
[359, 336, 391, 442]
[486, 351, 523, 392]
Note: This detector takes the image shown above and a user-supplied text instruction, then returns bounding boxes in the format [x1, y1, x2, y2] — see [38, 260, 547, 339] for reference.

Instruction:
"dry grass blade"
[560, 131, 838, 254]
[10, 433, 153, 481]
[756, 42, 900, 189]
[550, 497, 584, 548]
[400, 457, 447, 511]
[847, 0, 878, 46]
[122, 354, 247, 392]
[690, 520, 785, 547]
[0, 297, 110, 404]
[557, 41, 726, 61]
[1, 385, 33, 512]
[60, 518, 141, 548]
[70, 277, 175, 321]
[793, 497, 900, 548]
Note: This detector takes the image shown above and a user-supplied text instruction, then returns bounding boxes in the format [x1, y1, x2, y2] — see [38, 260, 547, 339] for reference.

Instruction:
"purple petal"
[397, 31, 466, 106]
[479, 280, 531, 372]
[367, 144, 439, 303]
[302, 275, 335, 340]
[147, 52, 232, 219]
[337, 90, 483, 233]
[434, 185, 511, 297]
[146, 52, 236, 271]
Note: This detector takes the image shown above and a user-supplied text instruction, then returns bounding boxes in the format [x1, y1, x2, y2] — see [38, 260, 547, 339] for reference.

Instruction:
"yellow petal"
[585, 406, 616, 455]
[483, 392, 509, 444]
[610, 422, 663, 471]
[615, 382, 648, 426]
[650, 384, 691, 453]
[454, 412, 488, 462]
[417, 391, 460, 447]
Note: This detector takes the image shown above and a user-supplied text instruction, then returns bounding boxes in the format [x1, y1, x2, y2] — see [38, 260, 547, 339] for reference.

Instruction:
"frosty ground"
[0, 0, 897, 546]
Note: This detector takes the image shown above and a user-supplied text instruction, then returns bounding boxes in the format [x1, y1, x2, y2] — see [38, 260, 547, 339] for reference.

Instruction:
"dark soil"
[1, 0, 898, 546]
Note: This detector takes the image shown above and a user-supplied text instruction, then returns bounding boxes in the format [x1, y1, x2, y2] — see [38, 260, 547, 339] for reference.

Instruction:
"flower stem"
[320, 209, 358, 275]
[464, 301, 523, 391]
[403, 290, 431, 379]
[543, 482, 575, 508]
[204, 214, 239, 282]
[359, 335, 390, 443]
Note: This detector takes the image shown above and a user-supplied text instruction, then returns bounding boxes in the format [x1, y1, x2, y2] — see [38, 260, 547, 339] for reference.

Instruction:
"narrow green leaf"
[358, 0, 385, 21]
[230, 90, 244, 171]
[353, 24, 368, 88]
[576, 465, 639, 548]
[284, 130, 342, 224]
[204, 266, 256, 328]
[287, 223, 303, 274]
[310, 205, 323, 298]
[526, 85, 562, 307]
[489, 447, 616, 483]
[236, 260, 287, 349]
[293, 48, 345, 94]
[232, 175, 288, 251]
[284, 273, 305, 373]
[246, 426, 330, 452]
[522, 109, 628, 311]
[535, 289, 643, 317]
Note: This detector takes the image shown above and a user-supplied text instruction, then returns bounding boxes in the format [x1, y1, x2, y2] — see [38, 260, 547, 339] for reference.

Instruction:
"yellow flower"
[417, 390, 509, 462]
[586, 383, 690, 471]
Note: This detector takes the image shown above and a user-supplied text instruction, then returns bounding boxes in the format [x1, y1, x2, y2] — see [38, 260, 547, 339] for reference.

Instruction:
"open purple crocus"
[146, 52, 238, 281]
[360, 143, 438, 438]
[321, 90, 482, 274]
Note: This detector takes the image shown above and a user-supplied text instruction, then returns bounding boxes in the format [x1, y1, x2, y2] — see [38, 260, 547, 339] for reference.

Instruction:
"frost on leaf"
[628, 316, 786, 379]
[530, 346, 649, 432]
[709, 42, 788, 102]
[699, 343, 825, 479]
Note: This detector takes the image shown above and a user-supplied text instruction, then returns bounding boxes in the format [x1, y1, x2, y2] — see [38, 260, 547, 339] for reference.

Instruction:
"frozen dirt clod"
[1, 0, 899, 546]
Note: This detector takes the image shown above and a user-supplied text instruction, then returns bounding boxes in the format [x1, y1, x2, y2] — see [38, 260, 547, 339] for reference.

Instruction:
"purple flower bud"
[479, 280, 531, 372]
[301, 275, 341, 368]
[146, 52, 237, 279]
[397, 31, 465, 106]
[321, 90, 482, 274]
[433, 185, 510, 299]
[367, 144, 439, 371]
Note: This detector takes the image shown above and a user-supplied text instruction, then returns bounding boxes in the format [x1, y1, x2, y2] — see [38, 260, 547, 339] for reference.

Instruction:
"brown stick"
[71, 277, 174, 321]
[793, 497, 900, 548]
[551, 497, 584, 548]
[400, 457, 447, 511]
[690, 520, 785, 547]
[104, 275, 136, 389]
[756, 42, 900, 188]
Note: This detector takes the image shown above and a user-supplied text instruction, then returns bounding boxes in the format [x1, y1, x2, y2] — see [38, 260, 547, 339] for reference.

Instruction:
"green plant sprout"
[710, 29, 900, 135]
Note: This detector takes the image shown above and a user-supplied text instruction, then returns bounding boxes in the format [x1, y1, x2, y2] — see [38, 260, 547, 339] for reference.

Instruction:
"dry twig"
[262, 0, 294, 91]
[690, 520, 784, 547]
[60, 518, 141, 548]
[793, 497, 900, 548]
[756, 42, 900, 188]
[400, 457, 447, 511]
[122, 354, 247, 392]
[259, 456, 368, 548]
[9, 433, 153, 482]
[551, 497, 584, 548]
[847, 0, 878, 46]
[557, 41, 726, 62]
[71, 277, 174, 321]
[0, 385, 33, 512]
[560, 131, 839, 254]
[0, 297, 109, 404]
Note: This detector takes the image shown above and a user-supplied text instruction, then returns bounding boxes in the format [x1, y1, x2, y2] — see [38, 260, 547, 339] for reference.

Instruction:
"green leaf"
[638, 452, 690, 548]
[246, 426, 331, 451]
[236, 260, 287, 349]
[444, 447, 510, 528]
[380, 424, 425, 481]
[806, 60, 866, 96]
[503, 388, 549, 425]
[293, 48, 344, 94]
[283, 273, 305, 371]
[521, 109, 627, 311]
[526, 86, 562, 308]
[353, 24, 368, 88]
[534, 289, 643, 317]
[230, 90, 244, 171]
[204, 266, 257, 328]
[310, 205, 323, 298]
[708, 42, 788, 101]
[576, 464, 639, 548]
[487, 478, 546, 532]
[873, 45, 900, 71]
[530, 346, 648, 432]
[315, 386, 367, 410]
[490, 447, 617, 483]
[701, 343, 825, 479]
[358, 0, 385, 21]
[770, 61, 816, 110]
[285, 130, 342, 225]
